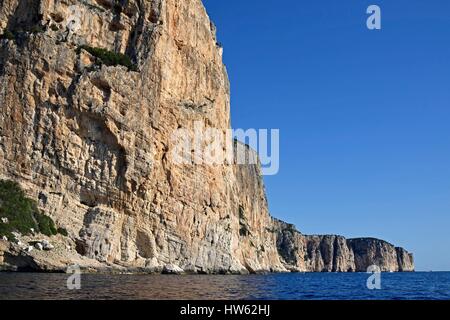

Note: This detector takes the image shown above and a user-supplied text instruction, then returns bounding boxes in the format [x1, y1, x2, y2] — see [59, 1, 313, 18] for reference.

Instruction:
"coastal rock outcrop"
[273, 219, 414, 272]
[0, 0, 413, 273]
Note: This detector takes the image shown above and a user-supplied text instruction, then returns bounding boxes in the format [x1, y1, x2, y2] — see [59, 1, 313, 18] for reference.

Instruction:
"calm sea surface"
[0, 272, 449, 300]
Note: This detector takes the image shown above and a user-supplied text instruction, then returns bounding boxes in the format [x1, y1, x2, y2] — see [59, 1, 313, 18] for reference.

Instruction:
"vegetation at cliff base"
[0, 180, 61, 239]
[78, 45, 137, 71]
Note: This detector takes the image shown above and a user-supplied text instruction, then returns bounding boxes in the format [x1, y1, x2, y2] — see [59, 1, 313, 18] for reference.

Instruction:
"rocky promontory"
[0, 0, 413, 273]
[273, 219, 414, 272]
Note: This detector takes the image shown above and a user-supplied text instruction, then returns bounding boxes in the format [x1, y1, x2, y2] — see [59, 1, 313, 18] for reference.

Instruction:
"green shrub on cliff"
[34, 212, 58, 236]
[0, 30, 15, 41]
[29, 25, 45, 34]
[57, 227, 69, 237]
[78, 45, 137, 71]
[0, 180, 59, 239]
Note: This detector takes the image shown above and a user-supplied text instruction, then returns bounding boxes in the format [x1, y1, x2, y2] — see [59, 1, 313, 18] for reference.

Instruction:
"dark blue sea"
[0, 272, 449, 300]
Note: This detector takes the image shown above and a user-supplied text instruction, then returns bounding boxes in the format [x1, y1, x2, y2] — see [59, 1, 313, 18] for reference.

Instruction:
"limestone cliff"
[272, 219, 414, 272]
[0, 0, 413, 273]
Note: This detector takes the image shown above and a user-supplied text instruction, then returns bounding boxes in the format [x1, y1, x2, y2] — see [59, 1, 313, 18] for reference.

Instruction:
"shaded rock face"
[0, 0, 413, 273]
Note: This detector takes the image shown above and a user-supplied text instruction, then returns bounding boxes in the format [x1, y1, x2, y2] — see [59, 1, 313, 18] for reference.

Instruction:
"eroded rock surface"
[0, 0, 413, 273]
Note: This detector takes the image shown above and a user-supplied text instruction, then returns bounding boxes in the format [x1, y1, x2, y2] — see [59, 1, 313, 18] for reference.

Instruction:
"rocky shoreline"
[0, 220, 414, 274]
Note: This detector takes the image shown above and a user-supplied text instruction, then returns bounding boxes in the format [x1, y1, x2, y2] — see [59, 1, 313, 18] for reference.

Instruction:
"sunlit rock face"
[0, 0, 413, 273]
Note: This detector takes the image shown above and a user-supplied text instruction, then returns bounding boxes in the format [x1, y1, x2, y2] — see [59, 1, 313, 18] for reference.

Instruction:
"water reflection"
[0, 272, 449, 300]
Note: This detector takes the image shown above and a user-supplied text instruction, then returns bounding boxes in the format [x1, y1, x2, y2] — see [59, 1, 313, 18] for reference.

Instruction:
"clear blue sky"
[203, 0, 450, 271]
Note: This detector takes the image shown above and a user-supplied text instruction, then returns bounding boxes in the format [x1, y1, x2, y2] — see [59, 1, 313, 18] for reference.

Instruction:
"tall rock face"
[0, 0, 413, 273]
[0, 0, 283, 273]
